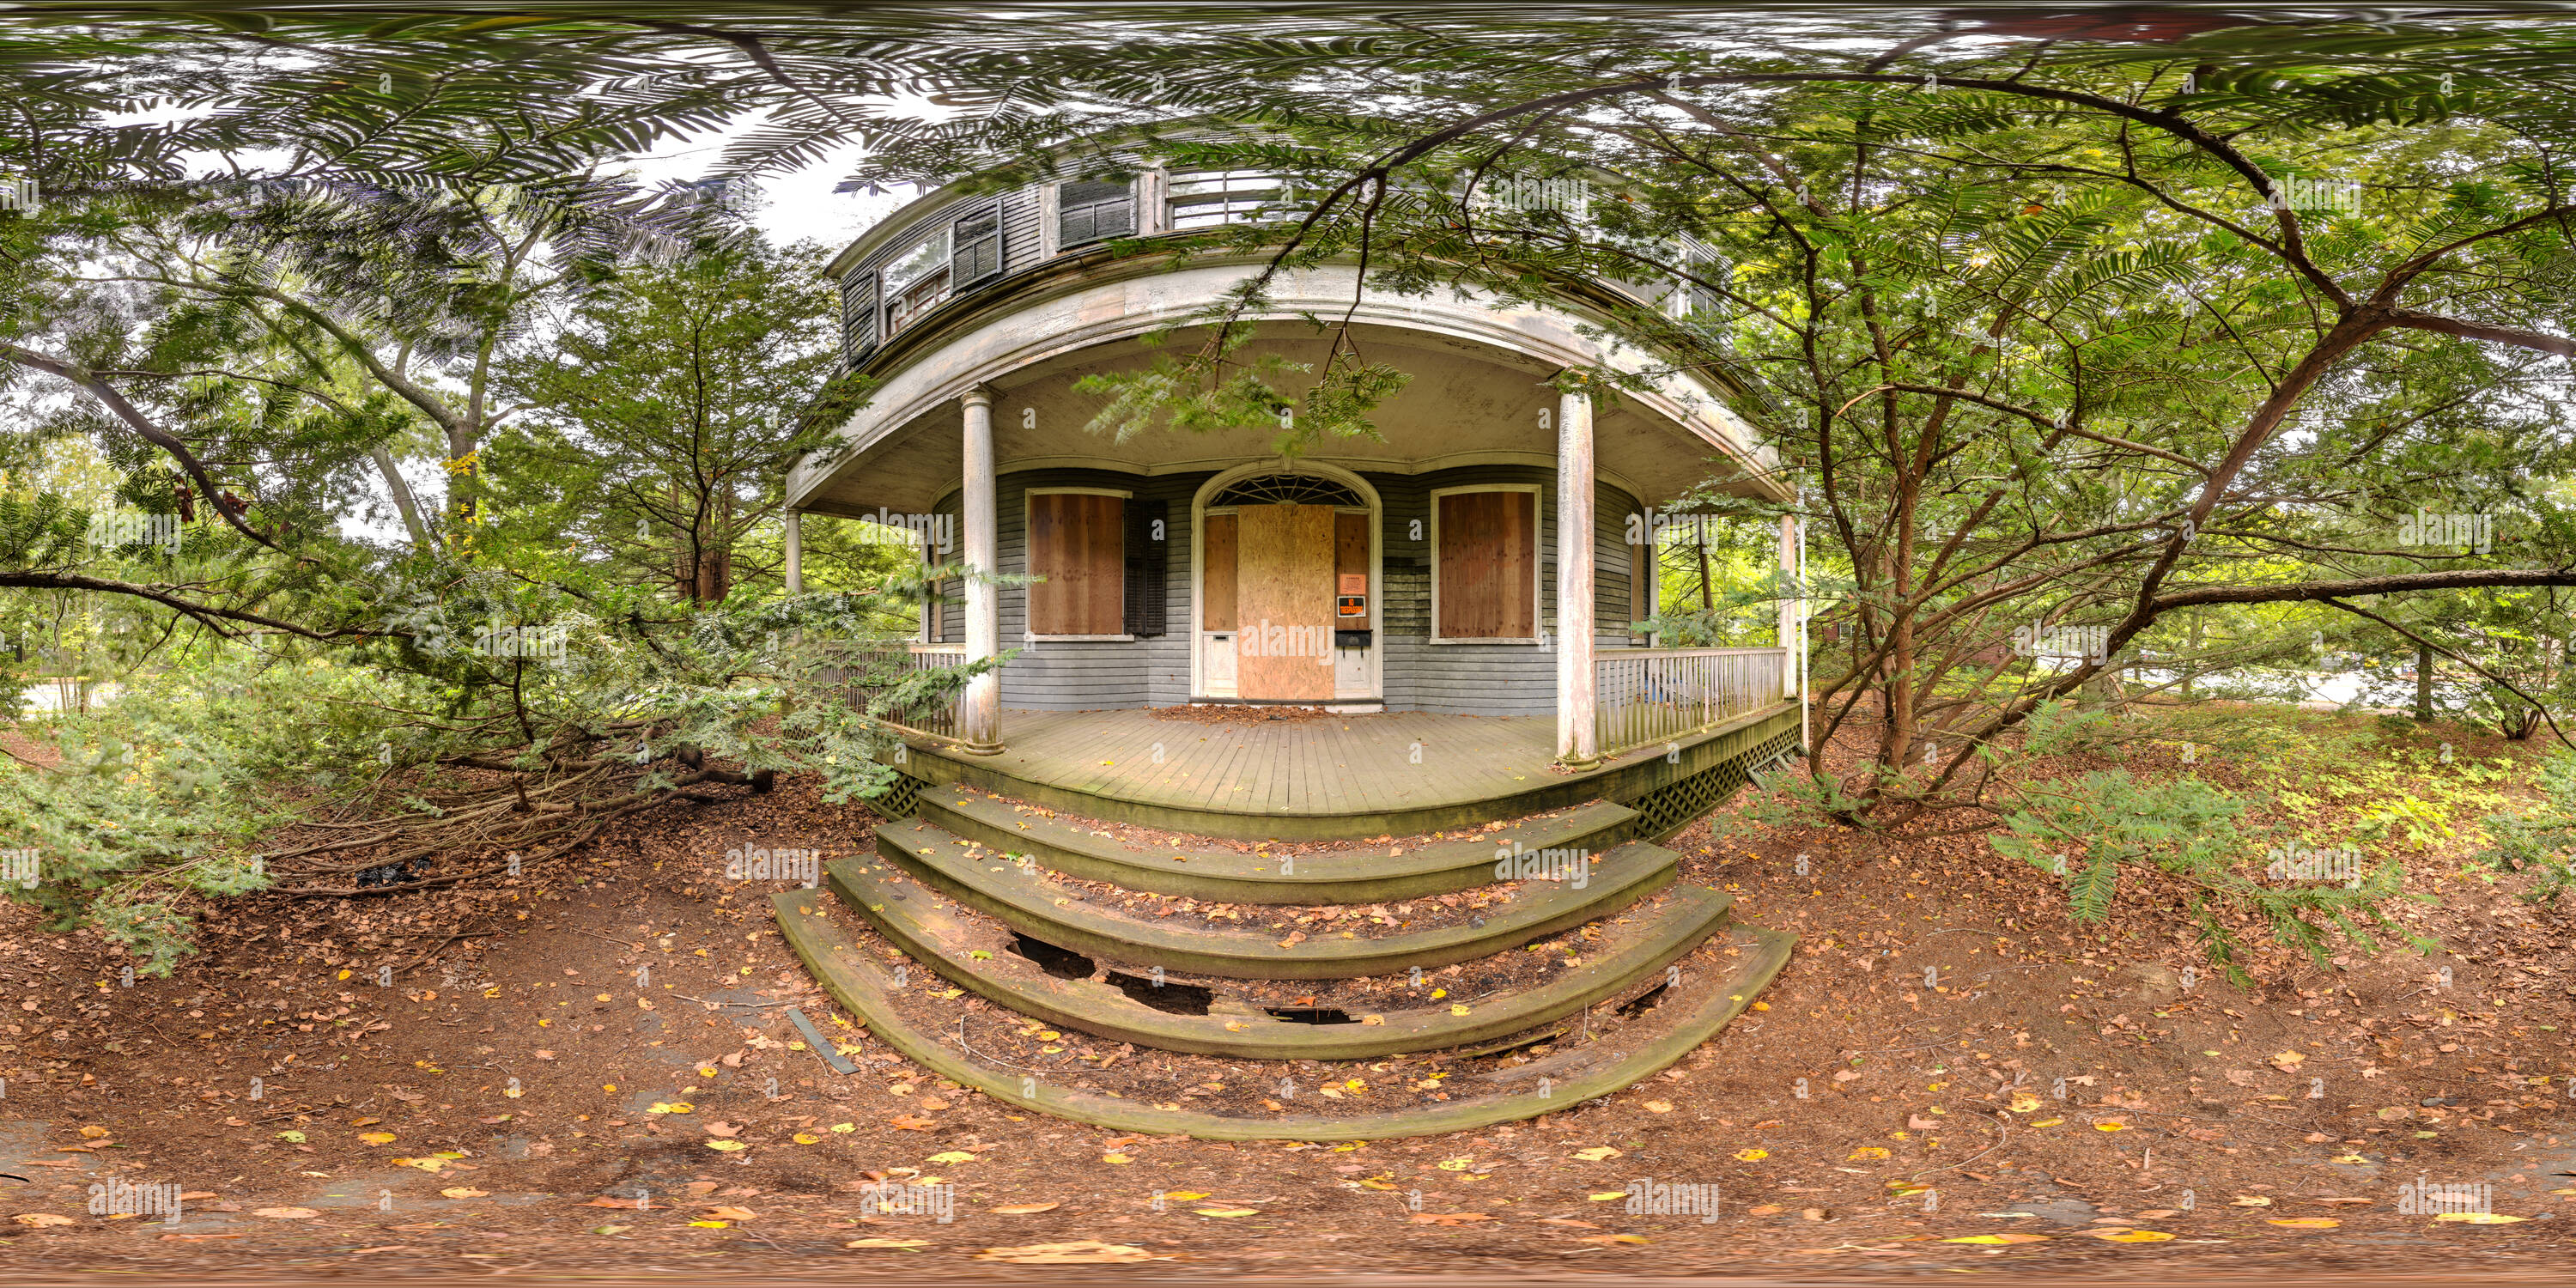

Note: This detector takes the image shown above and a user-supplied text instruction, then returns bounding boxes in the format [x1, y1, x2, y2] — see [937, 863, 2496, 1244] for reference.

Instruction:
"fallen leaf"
[440, 1188, 489, 1199]
[649, 1103, 694, 1115]
[975, 1240, 1155, 1264]
[701, 1120, 738, 1138]
[77, 1126, 108, 1139]
[1571, 1146, 1622, 1162]
[580, 1196, 666, 1210]
[705, 1140, 749, 1152]
[2433, 1212, 2528, 1224]
[358, 1133, 397, 1145]
[252, 1207, 321, 1219]
[1847, 1147, 1892, 1161]
[1945, 1232, 2050, 1243]
[1407, 1212, 1495, 1225]
[2269, 1051, 2307, 1072]
[11, 1214, 76, 1227]
[928, 1151, 977, 1163]
[1537, 1217, 1601, 1228]
[990, 1202, 1060, 1214]
[846, 1237, 930, 1249]
[1195, 1208, 1261, 1218]
[2269, 1218, 2342, 1229]
[2081, 1228, 2173, 1242]
[1734, 1148, 1770, 1161]
[1578, 1233, 1649, 1244]
[703, 1206, 758, 1220]
[159, 1232, 246, 1242]
[889, 1115, 937, 1131]
[1643, 1100, 1674, 1114]
[2231, 1195, 2274, 1207]
[1103, 1153, 1134, 1164]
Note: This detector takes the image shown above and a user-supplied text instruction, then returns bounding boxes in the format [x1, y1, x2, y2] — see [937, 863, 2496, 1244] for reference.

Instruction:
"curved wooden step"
[920, 792, 1640, 906]
[869, 823, 1677, 980]
[823, 854, 1733, 1060]
[773, 888, 1796, 1142]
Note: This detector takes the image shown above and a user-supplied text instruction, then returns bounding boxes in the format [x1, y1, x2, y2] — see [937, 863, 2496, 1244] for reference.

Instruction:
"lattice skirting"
[872, 769, 931, 821]
[1627, 728, 1803, 841]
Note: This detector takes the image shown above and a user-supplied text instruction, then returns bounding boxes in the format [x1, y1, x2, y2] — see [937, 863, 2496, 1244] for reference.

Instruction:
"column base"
[1555, 754, 1604, 771]
[957, 740, 1008, 757]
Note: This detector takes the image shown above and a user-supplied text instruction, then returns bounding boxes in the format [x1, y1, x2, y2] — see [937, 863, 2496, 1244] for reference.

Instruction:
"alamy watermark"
[0, 178, 36, 214]
[1237, 618, 1336, 666]
[2265, 840, 2364, 887]
[2397, 507, 2494, 556]
[471, 617, 568, 660]
[856, 1180, 954, 1223]
[1, 848, 33, 890]
[856, 508, 954, 554]
[86, 510, 182, 556]
[1493, 841, 1590, 890]
[1625, 509, 1727, 550]
[1625, 1177, 1721, 1223]
[2009, 620, 2109, 665]
[2263, 178, 2360, 214]
[89, 1179, 184, 1224]
[725, 845, 819, 887]
[2396, 1176, 2491, 1216]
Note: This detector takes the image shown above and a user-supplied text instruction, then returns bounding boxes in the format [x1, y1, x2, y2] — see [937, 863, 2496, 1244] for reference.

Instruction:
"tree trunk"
[2181, 613, 2201, 700]
[2415, 640, 2434, 721]
[372, 447, 428, 547]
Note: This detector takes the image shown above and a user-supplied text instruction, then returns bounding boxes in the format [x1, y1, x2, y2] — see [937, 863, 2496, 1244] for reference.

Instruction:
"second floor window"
[1059, 179, 1134, 247]
[880, 203, 1004, 337]
[1169, 169, 1292, 230]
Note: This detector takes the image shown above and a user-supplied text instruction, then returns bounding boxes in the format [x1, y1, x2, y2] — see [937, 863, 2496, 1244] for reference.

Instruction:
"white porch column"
[1555, 386, 1599, 767]
[1778, 511, 1800, 699]
[782, 510, 804, 595]
[959, 385, 1004, 754]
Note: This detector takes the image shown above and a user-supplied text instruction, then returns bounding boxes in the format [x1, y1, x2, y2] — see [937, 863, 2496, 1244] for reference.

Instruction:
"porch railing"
[1595, 647, 1788, 759]
[842, 641, 966, 740]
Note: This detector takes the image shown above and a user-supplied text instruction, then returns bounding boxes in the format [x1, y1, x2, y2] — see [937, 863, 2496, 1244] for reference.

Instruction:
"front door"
[1233, 502, 1337, 701]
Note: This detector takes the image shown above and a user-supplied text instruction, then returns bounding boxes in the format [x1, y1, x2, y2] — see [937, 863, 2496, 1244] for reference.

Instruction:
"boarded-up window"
[1436, 490, 1537, 640]
[1201, 513, 1237, 630]
[1027, 492, 1125, 635]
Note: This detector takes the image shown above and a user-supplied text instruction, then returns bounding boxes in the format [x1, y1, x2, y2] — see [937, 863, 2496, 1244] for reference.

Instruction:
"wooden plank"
[1028, 492, 1125, 635]
[1437, 490, 1536, 639]
[1202, 513, 1237, 630]
[1236, 503, 1334, 701]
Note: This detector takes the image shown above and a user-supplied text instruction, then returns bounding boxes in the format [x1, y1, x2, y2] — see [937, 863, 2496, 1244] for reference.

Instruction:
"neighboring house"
[783, 143, 1800, 769]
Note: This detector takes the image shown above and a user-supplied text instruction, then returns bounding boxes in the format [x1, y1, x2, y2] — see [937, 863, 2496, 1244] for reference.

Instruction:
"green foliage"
[1990, 770, 2427, 986]
[2473, 750, 2576, 903]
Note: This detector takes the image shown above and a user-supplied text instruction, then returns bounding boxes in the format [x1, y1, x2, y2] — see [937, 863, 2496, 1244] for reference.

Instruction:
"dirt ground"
[4, 711, 2576, 1283]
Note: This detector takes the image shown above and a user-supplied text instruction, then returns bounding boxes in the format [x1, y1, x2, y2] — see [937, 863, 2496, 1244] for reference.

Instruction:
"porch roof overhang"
[789, 254, 1789, 519]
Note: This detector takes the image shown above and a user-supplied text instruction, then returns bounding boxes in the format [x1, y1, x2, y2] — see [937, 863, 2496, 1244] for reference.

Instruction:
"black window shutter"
[838, 271, 879, 364]
[1059, 179, 1135, 247]
[1123, 498, 1167, 638]
[952, 203, 1002, 287]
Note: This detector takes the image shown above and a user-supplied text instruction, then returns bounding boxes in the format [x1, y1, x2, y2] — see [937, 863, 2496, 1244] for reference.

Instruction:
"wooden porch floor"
[894, 704, 1800, 841]
[962, 708, 1585, 817]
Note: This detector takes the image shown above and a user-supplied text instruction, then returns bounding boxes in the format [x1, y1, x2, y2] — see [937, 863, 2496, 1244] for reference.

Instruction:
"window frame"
[1427, 483, 1544, 645]
[1023, 486, 1136, 641]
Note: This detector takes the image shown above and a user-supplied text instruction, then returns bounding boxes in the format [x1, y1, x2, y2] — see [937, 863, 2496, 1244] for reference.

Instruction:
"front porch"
[889, 698, 1803, 841]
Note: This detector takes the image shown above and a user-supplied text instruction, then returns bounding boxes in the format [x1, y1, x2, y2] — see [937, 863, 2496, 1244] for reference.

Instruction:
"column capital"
[962, 384, 997, 408]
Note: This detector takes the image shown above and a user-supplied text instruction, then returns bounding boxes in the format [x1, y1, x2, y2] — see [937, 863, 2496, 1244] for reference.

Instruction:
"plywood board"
[1437, 490, 1535, 639]
[1028, 492, 1124, 635]
[1201, 513, 1237, 631]
[1236, 503, 1334, 701]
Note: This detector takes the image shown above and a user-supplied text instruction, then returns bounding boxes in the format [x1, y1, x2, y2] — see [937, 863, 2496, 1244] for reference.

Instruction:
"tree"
[494, 234, 856, 604]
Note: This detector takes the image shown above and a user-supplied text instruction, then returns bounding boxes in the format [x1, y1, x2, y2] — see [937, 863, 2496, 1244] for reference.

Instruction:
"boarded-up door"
[1235, 503, 1334, 701]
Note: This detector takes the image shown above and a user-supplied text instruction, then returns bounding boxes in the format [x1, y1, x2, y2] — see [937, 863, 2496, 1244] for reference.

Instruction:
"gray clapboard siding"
[908, 464, 1645, 720]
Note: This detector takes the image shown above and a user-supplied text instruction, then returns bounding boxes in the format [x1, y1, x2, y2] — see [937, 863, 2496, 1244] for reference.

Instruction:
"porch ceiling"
[801, 327, 1769, 517]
